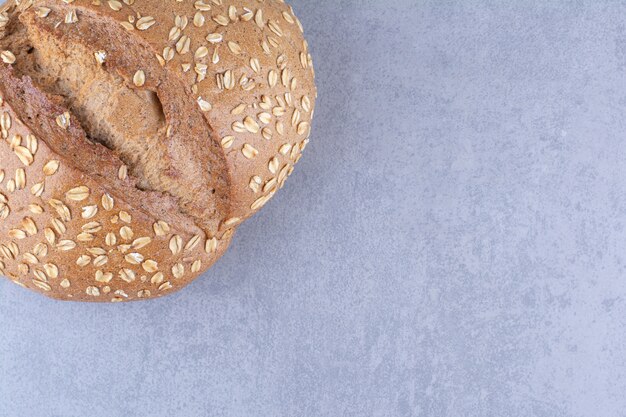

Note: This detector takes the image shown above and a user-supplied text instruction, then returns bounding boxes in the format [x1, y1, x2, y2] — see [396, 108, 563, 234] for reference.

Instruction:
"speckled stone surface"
[1, 1, 626, 416]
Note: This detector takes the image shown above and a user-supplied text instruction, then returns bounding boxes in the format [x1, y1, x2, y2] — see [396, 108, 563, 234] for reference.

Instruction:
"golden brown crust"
[0, 94, 233, 302]
[0, 0, 316, 302]
[58, 0, 317, 223]
[12, 5, 233, 235]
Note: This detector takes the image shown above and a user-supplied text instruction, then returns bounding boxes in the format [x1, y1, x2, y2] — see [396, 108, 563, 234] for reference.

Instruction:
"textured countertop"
[1, 1, 626, 416]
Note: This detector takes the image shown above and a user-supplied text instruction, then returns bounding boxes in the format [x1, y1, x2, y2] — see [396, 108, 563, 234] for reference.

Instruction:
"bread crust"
[0, 0, 316, 302]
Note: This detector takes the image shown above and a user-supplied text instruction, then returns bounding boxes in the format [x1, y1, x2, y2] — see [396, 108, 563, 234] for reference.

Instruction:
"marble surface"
[2, 1, 626, 416]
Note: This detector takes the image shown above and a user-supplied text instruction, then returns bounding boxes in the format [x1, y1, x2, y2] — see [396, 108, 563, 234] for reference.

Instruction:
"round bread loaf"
[0, 0, 316, 301]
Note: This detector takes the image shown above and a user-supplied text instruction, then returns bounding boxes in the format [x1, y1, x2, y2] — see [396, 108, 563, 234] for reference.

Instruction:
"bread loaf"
[0, 0, 316, 302]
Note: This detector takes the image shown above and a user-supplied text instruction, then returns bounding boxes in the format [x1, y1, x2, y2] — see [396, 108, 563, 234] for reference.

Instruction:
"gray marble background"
[1, 1, 626, 416]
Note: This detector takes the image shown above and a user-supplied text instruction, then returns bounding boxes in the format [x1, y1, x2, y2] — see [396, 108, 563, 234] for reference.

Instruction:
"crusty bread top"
[2, 0, 316, 232]
[86, 0, 316, 224]
[0, 75, 234, 301]
[0, 0, 316, 301]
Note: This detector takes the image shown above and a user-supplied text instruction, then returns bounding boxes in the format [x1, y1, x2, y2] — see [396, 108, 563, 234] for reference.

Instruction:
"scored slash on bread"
[0, 0, 316, 302]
